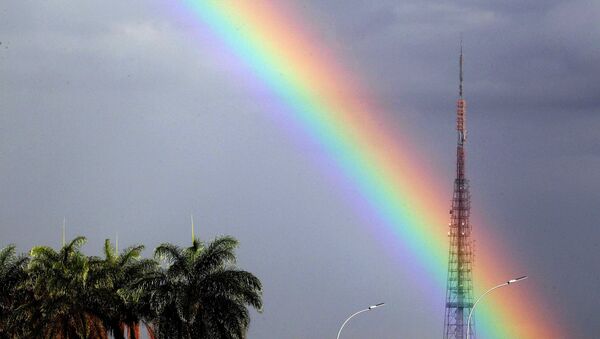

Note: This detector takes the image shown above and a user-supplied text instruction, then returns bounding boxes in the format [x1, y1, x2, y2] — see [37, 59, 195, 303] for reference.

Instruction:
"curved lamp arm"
[336, 303, 385, 339]
[466, 276, 527, 339]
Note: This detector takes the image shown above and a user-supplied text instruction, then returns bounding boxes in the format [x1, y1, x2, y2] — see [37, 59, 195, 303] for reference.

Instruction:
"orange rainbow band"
[181, 1, 565, 338]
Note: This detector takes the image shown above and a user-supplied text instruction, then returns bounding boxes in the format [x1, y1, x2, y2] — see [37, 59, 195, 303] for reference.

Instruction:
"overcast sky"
[1, 1, 599, 338]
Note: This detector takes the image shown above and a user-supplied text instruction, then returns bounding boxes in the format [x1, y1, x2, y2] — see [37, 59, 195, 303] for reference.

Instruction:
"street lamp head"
[368, 303, 385, 310]
[508, 275, 528, 284]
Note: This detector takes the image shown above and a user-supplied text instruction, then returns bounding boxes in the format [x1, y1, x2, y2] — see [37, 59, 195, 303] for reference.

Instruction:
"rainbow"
[179, 1, 565, 338]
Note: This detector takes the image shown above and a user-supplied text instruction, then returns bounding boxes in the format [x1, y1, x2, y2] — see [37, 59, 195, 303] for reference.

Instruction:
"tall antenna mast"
[443, 40, 476, 339]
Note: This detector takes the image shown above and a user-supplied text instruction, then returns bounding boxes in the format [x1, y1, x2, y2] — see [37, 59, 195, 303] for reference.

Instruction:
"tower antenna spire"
[459, 36, 464, 98]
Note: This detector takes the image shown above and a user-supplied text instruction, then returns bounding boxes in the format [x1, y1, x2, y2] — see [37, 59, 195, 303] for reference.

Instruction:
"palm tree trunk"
[145, 323, 156, 339]
[127, 323, 140, 339]
[112, 322, 125, 339]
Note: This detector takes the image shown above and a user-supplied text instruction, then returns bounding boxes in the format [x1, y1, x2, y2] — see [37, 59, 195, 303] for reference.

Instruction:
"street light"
[466, 276, 528, 339]
[336, 302, 385, 339]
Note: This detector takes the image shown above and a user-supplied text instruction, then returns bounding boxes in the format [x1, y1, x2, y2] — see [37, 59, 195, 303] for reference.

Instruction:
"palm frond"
[192, 236, 238, 275]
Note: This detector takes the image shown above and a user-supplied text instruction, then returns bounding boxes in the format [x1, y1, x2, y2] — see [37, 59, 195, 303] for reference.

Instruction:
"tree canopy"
[0, 235, 262, 339]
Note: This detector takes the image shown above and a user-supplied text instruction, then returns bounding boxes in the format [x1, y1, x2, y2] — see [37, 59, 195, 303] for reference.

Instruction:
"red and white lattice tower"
[443, 43, 476, 339]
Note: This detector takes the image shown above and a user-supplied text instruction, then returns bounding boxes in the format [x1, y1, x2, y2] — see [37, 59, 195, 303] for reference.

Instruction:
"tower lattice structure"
[443, 44, 476, 339]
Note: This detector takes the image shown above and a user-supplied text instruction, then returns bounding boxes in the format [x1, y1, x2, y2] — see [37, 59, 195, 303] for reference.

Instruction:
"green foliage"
[133, 236, 262, 339]
[88, 239, 156, 339]
[19, 236, 106, 338]
[0, 245, 29, 338]
[0, 234, 262, 339]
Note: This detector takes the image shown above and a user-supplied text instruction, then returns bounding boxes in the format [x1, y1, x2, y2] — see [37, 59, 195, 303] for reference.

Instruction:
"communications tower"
[443, 43, 476, 339]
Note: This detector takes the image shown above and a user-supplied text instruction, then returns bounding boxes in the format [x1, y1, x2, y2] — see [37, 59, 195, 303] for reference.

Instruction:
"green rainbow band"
[181, 1, 563, 338]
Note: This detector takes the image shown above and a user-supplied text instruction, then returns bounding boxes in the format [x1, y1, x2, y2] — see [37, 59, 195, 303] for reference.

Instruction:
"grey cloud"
[0, 1, 598, 338]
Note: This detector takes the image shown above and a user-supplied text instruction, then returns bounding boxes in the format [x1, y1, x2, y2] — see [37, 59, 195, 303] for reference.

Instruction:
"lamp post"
[336, 302, 385, 339]
[466, 276, 528, 339]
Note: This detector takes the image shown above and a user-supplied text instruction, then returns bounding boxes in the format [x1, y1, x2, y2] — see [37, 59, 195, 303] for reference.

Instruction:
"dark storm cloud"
[313, 0, 600, 116]
[1, 1, 598, 338]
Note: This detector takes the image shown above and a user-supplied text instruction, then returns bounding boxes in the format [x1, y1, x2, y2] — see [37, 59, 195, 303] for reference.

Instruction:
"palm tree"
[0, 245, 28, 338]
[88, 239, 156, 339]
[21, 236, 107, 338]
[135, 236, 262, 339]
